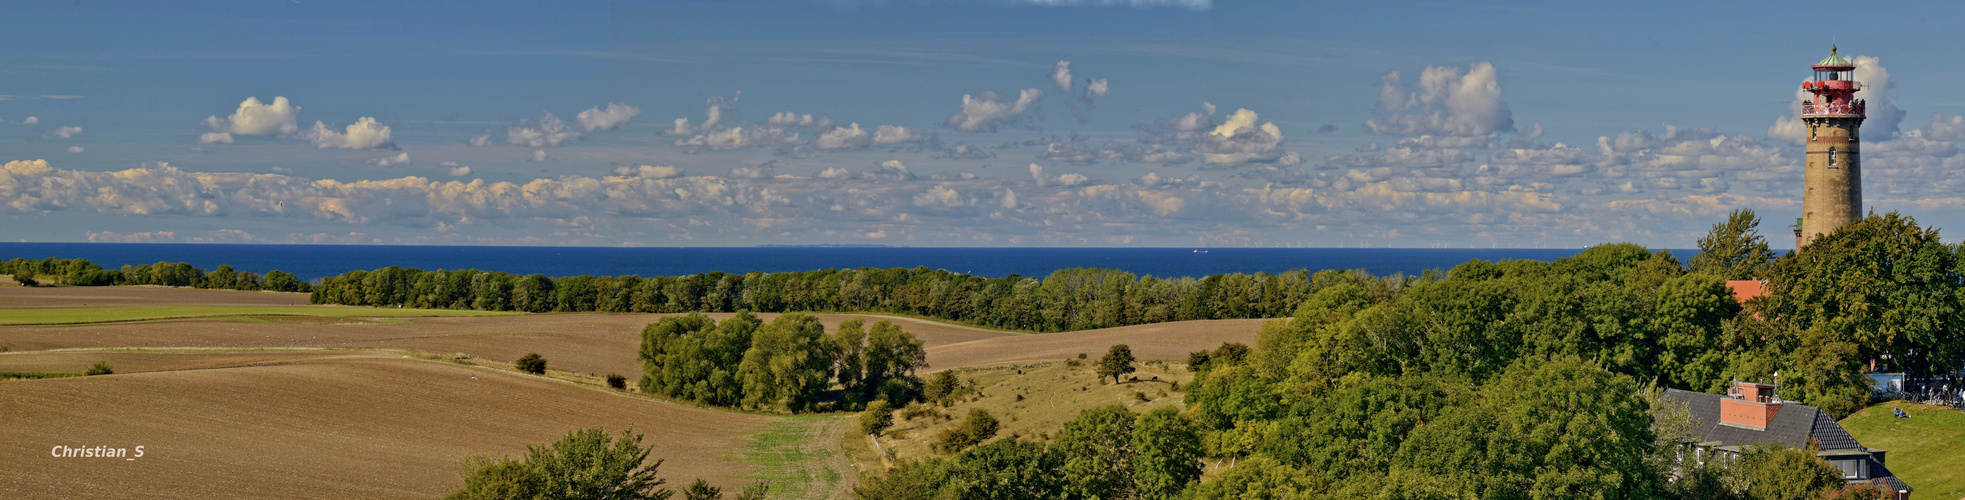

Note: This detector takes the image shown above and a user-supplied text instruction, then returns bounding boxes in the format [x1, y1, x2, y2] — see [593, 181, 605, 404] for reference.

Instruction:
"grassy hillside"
[1841, 402, 1965, 499]
[0, 305, 517, 326]
[872, 358, 1195, 464]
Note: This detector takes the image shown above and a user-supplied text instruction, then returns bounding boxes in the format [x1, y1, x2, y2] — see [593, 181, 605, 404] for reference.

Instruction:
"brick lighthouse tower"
[1798, 46, 1867, 247]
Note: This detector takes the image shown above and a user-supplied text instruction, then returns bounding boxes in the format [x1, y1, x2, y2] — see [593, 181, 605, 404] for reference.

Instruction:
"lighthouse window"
[1829, 147, 1838, 168]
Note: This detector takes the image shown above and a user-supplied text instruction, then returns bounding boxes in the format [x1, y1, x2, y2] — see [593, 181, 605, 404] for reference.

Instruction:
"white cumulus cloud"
[365, 152, 411, 167]
[202, 96, 301, 136]
[507, 113, 581, 147]
[946, 89, 1043, 132]
[1051, 61, 1074, 92]
[1365, 62, 1514, 139]
[576, 102, 641, 131]
[48, 126, 82, 139]
[67, 146, 84, 153]
[302, 117, 395, 150]
[1203, 108, 1287, 164]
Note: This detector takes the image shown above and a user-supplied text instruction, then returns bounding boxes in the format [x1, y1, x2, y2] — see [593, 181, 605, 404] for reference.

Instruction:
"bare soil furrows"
[0, 286, 311, 309]
[924, 319, 1270, 370]
[1, 311, 1011, 378]
[0, 352, 772, 499]
[0, 350, 336, 375]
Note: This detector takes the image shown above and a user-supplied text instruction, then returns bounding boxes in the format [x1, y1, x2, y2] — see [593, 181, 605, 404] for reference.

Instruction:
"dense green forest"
[856, 210, 1958, 499]
[0, 257, 310, 292]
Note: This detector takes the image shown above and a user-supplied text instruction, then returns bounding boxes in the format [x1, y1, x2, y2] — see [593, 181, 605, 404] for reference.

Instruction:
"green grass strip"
[1841, 403, 1965, 499]
[0, 306, 518, 326]
[741, 416, 846, 499]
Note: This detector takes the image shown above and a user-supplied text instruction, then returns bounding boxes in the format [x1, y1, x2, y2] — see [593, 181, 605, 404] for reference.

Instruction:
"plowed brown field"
[1, 311, 1012, 377]
[0, 285, 311, 309]
[0, 350, 772, 499]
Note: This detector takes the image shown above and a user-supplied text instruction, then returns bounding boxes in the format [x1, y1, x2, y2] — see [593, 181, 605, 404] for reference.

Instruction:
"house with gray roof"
[1663, 381, 1911, 499]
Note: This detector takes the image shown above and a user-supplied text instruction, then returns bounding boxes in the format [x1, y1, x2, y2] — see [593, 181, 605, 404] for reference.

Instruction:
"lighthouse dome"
[1813, 46, 1855, 70]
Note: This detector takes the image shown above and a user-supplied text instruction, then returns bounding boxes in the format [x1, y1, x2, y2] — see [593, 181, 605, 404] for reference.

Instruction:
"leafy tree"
[853, 458, 956, 500]
[1739, 443, 1844, 500]
[1051, 405, 1137, 499]
[864, 320, 928, 403]
[1184, 456, 1320, 499]
[1130, 406, 1202, 500]
[85, 361, 114, 376]
[446, 427, 672, 500]
[1098, 344, 1136, 384]
[833, 319, 869, 397]
[1185, 350, 1211, 373]
[516, 353, 547, 375]
[1688, 209, 1778, 280]
[1651, 273, 1744, 392]
[736, 313, 835, 412]
[943, 439, 1065, 500]
[860, 400, 895, 437]
[1480, 356, 1659, 499]
[1757, 212, 1965, 380]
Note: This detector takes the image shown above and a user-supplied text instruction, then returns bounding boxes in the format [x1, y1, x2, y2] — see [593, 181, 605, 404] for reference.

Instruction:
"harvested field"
[924, 319, 1269, 370]
[0, 285, 310, 309]
[0, 305, 517, 326]
[0, 350, 780, 499]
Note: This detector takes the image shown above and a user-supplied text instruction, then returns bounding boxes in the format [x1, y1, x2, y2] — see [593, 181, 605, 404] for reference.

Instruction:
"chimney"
[1720, 381, 1783, 429]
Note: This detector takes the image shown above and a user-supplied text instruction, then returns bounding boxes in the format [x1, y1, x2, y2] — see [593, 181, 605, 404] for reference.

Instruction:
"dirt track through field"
[0, 351, 774, 499]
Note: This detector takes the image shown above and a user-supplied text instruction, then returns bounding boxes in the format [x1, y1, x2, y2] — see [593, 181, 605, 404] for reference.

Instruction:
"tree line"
[639, 312, 928, 413]
[0, 257, 311, 292]
[300, 264, 1418, 333]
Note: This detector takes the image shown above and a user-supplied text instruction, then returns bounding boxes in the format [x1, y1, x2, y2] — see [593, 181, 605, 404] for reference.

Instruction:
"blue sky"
[6, 0, 1965, 248]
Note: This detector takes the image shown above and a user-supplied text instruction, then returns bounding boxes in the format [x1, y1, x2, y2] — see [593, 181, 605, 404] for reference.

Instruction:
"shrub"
[683, 478, 721, 500]
[515, 353, 547, 375]
[84, 361, 113, 376]
[932, 409, 1000, 454]
[900, 403, 941, 421]
[860, 400, 895, 436]
[733, 482, 768, 500]
[923, 370, 963, 407]
[605, 373, 628, 389]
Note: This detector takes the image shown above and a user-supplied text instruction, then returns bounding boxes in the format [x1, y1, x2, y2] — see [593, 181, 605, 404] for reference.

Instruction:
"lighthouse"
[1797, 46, 1866, 247]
